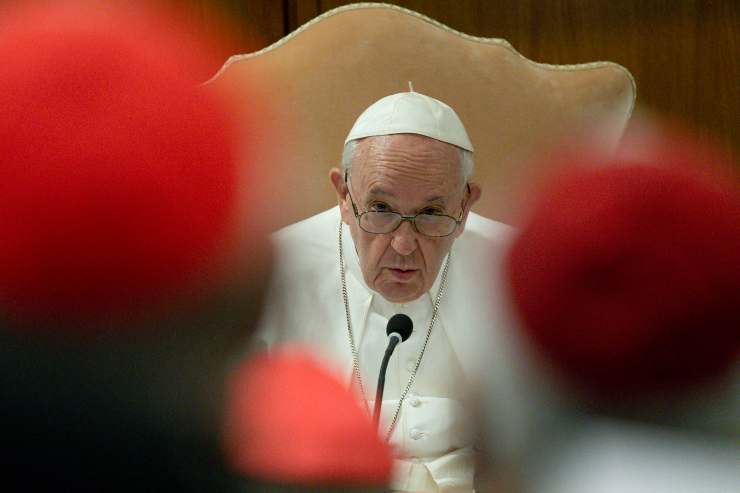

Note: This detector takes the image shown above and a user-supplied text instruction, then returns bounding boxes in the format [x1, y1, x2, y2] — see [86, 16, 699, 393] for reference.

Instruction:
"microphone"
[374, 314, 413, 427]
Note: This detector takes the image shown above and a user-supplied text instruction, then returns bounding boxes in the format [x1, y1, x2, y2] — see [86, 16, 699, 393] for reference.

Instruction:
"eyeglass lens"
[360, 212, 456, 237]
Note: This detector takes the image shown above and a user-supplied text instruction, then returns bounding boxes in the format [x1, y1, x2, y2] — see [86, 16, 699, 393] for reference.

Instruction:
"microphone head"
[386, 314, 413, 342]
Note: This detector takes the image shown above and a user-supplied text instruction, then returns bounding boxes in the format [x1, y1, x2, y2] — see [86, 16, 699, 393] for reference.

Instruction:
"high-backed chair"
[207, 2, 635, 229]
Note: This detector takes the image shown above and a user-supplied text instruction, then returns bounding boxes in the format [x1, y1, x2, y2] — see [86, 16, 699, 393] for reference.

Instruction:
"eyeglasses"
[344, 172, 466, 238]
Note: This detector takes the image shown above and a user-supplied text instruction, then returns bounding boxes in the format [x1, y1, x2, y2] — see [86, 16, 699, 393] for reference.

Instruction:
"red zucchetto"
[507, 136, 740, 395]
[0, 2, 259, 328]
[224, 348, 393, 488]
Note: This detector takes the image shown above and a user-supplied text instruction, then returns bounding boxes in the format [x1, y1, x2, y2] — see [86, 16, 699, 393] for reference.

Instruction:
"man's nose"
[390, 220, 418, 256]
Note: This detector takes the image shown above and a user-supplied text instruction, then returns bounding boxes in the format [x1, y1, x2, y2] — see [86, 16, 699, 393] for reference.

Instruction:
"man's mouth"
[388, 267, 418, 281]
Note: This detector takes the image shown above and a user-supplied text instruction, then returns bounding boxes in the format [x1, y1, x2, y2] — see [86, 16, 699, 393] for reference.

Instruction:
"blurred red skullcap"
[507, 137, 740, 396]
[0, 2, 259, 327]
[224, 349, 393, 487]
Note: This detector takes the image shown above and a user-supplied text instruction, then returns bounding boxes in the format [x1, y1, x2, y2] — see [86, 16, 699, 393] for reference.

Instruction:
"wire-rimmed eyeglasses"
[344, 171, 467, 238]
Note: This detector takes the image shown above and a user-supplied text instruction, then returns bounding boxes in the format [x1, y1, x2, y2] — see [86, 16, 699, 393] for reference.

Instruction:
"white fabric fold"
[392, 446, 475, 492]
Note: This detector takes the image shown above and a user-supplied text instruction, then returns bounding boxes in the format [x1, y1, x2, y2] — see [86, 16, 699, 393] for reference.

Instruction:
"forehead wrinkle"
[363, 164, 458, 203]
[363, 186, 448, 207]
[360, 157, 458, 190]
[363, 170, 451, 197]
[373, 147, 457, 177]
[353, 134, 464, 206]
[354, 134, 461, 178]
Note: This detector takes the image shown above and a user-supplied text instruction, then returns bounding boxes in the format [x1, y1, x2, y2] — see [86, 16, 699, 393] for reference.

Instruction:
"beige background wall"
[5, 0, 734, 162]
[171, 0, 739, 165]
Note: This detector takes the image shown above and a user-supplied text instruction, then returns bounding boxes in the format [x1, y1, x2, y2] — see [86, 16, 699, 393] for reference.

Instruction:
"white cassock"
[254, 206, 523, 492]
[526, 417, 740, 493]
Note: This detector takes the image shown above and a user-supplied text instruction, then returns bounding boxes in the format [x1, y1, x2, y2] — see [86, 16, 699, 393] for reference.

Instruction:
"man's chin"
[375, 284, 425, 304]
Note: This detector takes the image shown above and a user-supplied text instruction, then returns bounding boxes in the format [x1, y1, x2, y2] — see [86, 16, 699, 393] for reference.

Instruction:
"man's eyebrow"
[366, 187, 448, 206]
[424, 195, 446, 204]
[366, 187, 397, 198]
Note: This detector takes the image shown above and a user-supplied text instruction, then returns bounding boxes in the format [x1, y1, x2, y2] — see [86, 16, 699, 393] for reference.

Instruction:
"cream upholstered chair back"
[207, 3, 635, 229]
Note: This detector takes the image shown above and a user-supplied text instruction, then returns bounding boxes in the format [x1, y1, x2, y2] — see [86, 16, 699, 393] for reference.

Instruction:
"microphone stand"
[374, 333, 401, 428]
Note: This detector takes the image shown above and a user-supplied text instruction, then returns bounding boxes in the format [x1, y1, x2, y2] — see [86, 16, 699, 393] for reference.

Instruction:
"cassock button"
[409, 428, 424, 440]
[408, 392, 421, 407]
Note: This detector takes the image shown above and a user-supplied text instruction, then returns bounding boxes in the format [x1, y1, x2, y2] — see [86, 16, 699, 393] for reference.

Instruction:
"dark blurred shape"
[507, 136, 740, 397]
[0, 2, 271, 491]
[224, 348, 393, 492]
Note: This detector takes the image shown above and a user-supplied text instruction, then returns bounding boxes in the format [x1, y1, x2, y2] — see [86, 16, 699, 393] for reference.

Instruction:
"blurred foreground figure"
[0, 2, 270, 491]
[224, 348, 393, 492]
[506, 131, 740, 493]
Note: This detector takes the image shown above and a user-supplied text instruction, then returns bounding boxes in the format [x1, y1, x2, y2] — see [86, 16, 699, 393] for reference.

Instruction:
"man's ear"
[329, 167, 352, 224]
[455, 182, 482, 238]
[329, 167, 347, 200]
[466, 183, 482, 212]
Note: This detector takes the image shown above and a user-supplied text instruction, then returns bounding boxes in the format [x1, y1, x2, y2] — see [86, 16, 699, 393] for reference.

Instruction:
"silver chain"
[338, 220, 451, 441]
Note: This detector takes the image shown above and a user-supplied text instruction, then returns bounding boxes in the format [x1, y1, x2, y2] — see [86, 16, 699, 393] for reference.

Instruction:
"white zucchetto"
[345, 89, 474, 152]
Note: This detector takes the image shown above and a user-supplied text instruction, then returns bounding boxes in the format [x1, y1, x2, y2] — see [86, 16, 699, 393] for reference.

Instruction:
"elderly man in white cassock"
[255, 88, 515, 492]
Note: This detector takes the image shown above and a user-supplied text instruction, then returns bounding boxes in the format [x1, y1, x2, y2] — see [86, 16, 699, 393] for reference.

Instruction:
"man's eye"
[370, 202, 390, 212]
[421, 207, 444, 215]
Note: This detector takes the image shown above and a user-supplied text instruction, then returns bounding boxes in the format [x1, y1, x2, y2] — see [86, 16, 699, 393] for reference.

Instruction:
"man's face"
[331, 134, 480, 303]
